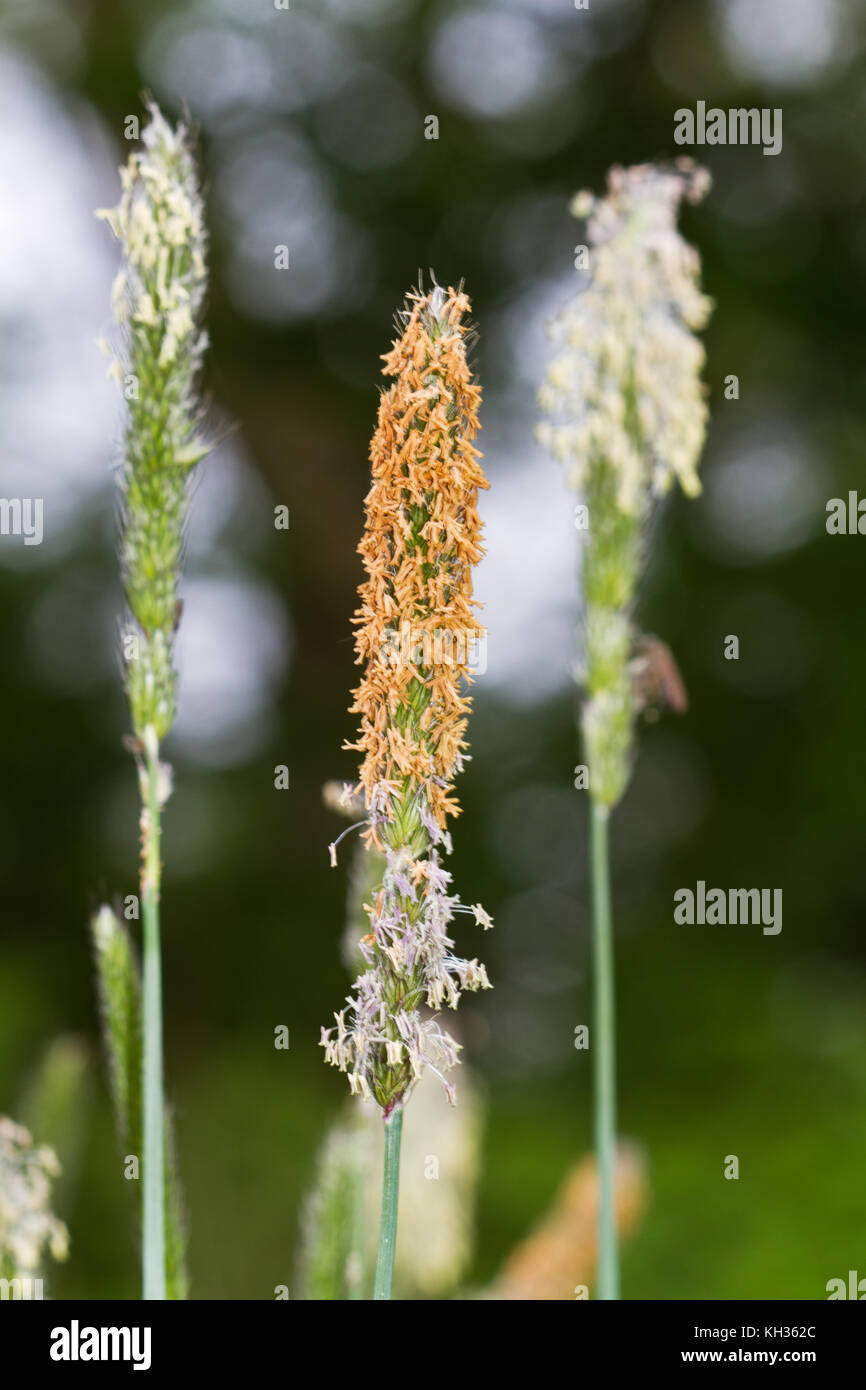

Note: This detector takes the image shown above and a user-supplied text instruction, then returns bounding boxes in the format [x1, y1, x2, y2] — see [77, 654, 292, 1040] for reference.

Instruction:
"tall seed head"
[349, 284, 487, 844]
[538, 161, 712, 808]
[322, 283, 493, 1113]
[96, 104, 210, 744]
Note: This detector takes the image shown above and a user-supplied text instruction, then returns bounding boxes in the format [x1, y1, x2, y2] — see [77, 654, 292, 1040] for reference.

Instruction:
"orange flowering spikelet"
[321, 283, 493, 1113]
[349, 282, 487, 845]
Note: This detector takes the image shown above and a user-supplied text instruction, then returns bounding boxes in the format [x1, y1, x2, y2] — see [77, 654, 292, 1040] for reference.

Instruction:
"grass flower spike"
[96, 103, 209, 745]
[322, 282, 492, 1298]
[539, 161, 712, 1299]
[539, 160, 712, 809]
[96, 103, 210, 1301]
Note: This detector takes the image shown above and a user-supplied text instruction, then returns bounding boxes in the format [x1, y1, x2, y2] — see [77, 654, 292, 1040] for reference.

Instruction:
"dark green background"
[1, 0, 865, 1298]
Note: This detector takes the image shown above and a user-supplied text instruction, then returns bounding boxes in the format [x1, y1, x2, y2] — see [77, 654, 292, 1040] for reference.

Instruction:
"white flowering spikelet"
[0, 1117, 68, 1279]
[96, 103, 210, 744]
[538, 161, 712, 807]
[538, 160, 712, 513]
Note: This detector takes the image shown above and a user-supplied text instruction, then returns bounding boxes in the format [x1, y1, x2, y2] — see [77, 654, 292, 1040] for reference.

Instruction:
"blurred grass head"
[539, 160, 713, 808]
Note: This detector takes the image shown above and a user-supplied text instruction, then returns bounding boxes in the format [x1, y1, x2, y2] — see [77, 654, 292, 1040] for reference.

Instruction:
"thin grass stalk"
[140, 749, 165, 1299]
[589, 802, 617, 1299]
[373, 1104, 403, 1300]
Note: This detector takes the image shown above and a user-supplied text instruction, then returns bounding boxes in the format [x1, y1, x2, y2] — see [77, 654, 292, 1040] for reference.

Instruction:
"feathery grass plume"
[0, 1116, 69, 1285]
[91, 905, 189, 1300]
[538, 161, 712, 1300]
[488, 1143, 648, 1301]
[96, 104, 210, 1299]
[321, 281, 493, 1299]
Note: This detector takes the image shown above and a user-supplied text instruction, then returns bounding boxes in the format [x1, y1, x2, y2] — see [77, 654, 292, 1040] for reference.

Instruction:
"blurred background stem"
[590, 801, 619, 1300]
[348, 1143, 367, 1301]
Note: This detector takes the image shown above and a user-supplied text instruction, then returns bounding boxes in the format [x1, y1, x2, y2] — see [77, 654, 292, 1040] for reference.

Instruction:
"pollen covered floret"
[348, 284, 487, 842]
[322, 284, 493, 1111]
[537, 160, 712, 516]
[0, 1117, 69, 1279]
[96, 104, 210, 742]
